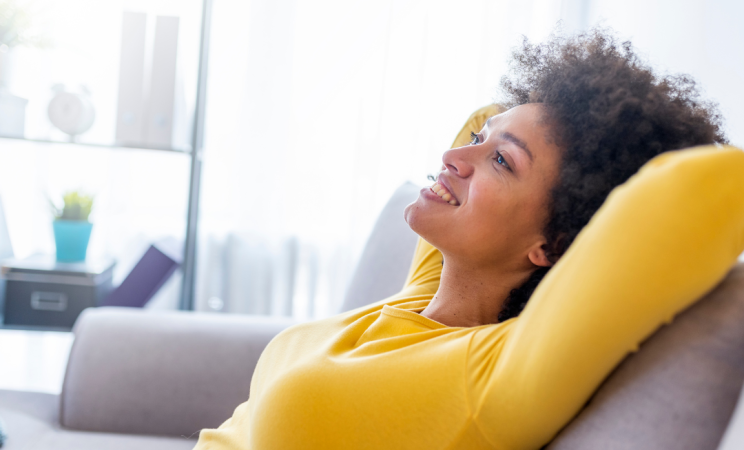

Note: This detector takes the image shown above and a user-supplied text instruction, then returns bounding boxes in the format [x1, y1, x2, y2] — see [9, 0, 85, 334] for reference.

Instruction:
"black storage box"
[1, 256, 115, 329]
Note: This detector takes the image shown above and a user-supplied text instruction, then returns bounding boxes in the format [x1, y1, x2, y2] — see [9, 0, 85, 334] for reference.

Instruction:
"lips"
[430, 180, 458, 206]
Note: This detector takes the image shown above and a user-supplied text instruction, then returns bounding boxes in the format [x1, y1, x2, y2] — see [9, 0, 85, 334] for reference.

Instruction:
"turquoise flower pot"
[53, 220, 93, 262]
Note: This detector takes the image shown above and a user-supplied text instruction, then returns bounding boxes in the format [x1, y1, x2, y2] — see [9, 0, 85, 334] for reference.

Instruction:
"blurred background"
[0, 0, 741, 333]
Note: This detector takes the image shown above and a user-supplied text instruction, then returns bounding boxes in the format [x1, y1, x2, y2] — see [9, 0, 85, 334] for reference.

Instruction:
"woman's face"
[405, 103, 563, 271]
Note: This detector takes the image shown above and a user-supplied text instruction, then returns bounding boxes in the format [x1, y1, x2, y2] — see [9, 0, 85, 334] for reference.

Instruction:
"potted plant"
[0, 0, 51, 137]
[0, 0, 51, 87]
[50, 191, 94, 262]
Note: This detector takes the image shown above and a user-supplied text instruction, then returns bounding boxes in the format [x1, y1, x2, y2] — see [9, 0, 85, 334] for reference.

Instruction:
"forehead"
[486, 103, 547, 130]
[486, 103, 559, 153]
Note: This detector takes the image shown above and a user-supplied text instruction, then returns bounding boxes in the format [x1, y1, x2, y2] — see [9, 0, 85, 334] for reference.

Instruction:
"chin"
[404, 189, 458, 251]
[403, 200, 419, 231]
[404, 197, 434, 241]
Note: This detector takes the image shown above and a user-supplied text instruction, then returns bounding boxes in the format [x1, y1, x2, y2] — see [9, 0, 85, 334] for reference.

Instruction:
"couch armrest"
[60, 307, 296, 438]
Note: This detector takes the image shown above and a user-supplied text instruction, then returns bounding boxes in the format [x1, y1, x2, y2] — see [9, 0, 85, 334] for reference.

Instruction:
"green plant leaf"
[57, 190, 94, 221]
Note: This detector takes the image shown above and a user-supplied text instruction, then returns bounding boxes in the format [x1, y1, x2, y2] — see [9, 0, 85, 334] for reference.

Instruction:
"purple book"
[102, 239, 182, 308]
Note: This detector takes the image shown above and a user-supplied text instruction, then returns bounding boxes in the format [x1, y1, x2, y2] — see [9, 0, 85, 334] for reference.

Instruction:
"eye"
[469, 131, 480, 145]
[494, 151, 512, 172]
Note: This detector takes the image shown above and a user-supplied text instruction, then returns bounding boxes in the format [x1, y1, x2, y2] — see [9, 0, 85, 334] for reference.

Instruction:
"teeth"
[430, 181, 459, 206]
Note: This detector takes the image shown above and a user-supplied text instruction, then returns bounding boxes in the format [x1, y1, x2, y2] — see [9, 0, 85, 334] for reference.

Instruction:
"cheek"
[466, 187, 517, 231]
[463, 191, 515, 242]
[461, 188, 545, 259]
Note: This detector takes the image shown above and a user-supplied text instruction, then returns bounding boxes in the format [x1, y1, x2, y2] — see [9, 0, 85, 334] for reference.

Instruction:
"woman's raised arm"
[470, 146, 744, 449]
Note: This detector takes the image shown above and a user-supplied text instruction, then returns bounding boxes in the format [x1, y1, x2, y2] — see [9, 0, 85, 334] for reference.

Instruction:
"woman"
[195, 30, 744, 450]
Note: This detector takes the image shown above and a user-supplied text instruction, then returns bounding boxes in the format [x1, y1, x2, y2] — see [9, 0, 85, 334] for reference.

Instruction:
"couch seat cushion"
[0, 389, 195, 450]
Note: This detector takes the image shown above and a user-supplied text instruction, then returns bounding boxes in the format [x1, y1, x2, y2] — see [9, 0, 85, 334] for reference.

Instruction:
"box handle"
[30, 291, 68, 311]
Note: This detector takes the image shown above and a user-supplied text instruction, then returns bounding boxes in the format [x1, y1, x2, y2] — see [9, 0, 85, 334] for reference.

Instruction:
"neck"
[420, 258, 530, 328]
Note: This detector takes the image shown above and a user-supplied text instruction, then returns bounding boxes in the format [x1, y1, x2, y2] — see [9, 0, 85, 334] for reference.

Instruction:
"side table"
[0, 255, 115, 330]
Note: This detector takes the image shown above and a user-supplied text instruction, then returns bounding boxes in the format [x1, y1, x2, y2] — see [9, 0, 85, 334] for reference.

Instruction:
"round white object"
[47, 91, 96, 136]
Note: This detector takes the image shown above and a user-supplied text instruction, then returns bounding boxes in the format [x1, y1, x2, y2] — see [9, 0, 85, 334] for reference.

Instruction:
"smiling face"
[404, 103, 563, 273]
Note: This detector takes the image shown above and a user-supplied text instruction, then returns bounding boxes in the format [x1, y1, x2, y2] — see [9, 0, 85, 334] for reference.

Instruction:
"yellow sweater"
[195, 146, 744, 449]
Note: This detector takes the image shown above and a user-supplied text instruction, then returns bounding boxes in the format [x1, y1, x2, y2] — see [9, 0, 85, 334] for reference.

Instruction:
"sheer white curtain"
[196, 0, 578, 318]
[195, 0, 744, 319]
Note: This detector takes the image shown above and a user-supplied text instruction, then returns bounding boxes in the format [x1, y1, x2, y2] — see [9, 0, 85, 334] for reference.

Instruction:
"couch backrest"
[547, 264, 744, 450]
[61, 307, 296, 437]
[339, 182, 421, 313]
[719, 382, 744, 450]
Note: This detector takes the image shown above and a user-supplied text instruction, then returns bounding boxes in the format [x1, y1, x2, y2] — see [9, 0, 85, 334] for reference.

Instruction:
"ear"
[527, 242, 553, 268]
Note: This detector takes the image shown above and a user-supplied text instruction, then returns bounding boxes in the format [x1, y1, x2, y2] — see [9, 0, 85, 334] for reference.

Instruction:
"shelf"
[0, 322, 73, 333]
[0, 135, 192, 154]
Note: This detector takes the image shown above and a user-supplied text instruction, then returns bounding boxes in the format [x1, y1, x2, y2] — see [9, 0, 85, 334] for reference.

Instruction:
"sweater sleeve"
[468, 145, 744, 450]
[193, 400, 252, 450]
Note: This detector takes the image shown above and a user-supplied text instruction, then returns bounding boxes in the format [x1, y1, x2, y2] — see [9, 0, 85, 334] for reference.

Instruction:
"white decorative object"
[0, 44, 16, 89]
[144, 15, 180, 148]
[114, 13, 182, 150]
[0, 88, 27, 138]
[115, 11, 147, 146]
[47, 84, 96, 140]
[0, 44, 27, 138]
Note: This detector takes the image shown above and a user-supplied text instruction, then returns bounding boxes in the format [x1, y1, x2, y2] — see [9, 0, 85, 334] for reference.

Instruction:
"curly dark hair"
[496, 28, 727, 323]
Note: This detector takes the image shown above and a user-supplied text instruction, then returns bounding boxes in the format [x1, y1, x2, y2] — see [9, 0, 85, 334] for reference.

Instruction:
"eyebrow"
[484, 116, 535, 163]
[498, 132, 534, 163]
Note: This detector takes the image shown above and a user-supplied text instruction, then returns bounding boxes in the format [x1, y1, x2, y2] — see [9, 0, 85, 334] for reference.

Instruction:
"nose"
[441, 145, 475, 178]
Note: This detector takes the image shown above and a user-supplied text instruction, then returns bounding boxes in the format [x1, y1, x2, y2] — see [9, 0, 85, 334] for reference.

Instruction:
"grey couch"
[2, 182, 744, 450]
